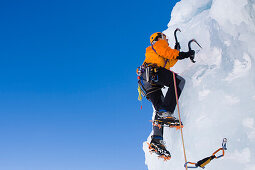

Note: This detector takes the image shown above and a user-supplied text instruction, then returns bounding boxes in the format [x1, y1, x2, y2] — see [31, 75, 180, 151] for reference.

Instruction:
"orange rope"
[172, 71, 188, 170]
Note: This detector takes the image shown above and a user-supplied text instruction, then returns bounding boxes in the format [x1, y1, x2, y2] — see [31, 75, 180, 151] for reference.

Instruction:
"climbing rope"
[172, 71, 188, 170]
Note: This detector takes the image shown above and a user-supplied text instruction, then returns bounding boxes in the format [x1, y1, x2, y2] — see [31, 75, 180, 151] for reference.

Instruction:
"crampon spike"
[159, 155, 171, 161]
[175, 124, 184, 130]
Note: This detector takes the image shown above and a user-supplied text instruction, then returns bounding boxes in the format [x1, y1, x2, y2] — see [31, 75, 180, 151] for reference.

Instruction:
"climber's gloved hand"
[177, 50, 195, 60]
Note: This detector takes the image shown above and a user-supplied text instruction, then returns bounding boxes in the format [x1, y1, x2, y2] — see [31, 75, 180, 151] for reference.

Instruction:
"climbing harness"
[184, 138, 228, 169]
[137, 64, 160, 84]
[137, 64, 163, 109]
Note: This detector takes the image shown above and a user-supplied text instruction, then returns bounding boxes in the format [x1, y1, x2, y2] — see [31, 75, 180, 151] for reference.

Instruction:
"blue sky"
[0, 0, 179, 169]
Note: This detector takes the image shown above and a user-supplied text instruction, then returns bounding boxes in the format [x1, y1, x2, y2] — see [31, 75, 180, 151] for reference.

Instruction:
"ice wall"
[143, 0, 255, 169]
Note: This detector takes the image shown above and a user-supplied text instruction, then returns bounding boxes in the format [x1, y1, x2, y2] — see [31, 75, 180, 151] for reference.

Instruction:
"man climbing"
[138, 32, 195, 159]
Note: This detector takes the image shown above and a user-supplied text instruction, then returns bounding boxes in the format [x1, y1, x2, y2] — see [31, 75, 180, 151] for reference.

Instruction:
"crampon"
[151, 117, 183, 130]
[147, 142, 171, 161]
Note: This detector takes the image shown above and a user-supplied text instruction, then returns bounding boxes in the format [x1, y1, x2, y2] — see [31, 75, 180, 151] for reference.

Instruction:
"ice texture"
[144, 0, 255, 169]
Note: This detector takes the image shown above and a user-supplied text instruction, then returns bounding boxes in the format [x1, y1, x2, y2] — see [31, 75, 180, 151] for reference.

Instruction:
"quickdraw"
[184, 138, 227, 169]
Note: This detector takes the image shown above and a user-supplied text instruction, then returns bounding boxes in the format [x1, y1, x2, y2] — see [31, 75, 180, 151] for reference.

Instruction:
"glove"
[174, 42, 181, 51]
[177, 50, 195, 60]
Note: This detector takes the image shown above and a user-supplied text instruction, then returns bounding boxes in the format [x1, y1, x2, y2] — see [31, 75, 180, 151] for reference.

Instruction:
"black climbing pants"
[141, 67, 185, 138]
[144, 67, 185, 113]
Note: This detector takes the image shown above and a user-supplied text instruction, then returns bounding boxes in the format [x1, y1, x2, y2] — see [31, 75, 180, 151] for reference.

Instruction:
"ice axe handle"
[190, 54, 196, 63]
[174, 28, 181, 51]
[174, 42, 181, 51]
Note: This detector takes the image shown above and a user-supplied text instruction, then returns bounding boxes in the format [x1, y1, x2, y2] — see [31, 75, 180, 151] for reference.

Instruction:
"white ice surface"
[144, 0, 255, 169]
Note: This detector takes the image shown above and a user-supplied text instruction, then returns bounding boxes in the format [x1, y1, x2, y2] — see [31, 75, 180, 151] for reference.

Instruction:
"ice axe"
[174, 28, 181, 51]
[188, 39, 202, 63]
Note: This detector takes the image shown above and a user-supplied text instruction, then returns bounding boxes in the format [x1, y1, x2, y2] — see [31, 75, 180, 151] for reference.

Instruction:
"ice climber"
[137, 32, 195, 159]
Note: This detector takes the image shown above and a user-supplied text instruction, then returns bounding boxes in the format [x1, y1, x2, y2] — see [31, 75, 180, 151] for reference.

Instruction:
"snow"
[143, 0, 255, 169]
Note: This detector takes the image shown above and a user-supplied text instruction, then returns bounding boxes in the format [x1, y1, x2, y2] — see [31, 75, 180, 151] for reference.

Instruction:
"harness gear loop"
[173, 71, 188, 170]
[137, 64, 162, 105]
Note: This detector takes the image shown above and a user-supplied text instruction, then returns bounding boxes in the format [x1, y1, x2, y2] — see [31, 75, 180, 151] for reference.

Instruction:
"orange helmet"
[150, 32, 166, 44]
